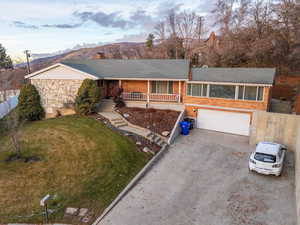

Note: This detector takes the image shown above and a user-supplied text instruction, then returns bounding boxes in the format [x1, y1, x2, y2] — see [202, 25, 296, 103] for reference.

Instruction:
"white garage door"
[197, 109, 250, 136]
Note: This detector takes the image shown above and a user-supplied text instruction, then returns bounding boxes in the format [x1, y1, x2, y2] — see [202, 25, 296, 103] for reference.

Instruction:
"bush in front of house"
[112, 87, 126, 108]
[75, 79, 101, 115]
[18, 83, 45, 121]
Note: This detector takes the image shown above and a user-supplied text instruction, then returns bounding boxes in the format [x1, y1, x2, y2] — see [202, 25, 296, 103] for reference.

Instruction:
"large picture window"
[187, 83, 264, 101]
[187, 84, 208, 97]
[209, 84, 235, 99]
[238, 86, 264, 101]
[151, 81, 173, 94]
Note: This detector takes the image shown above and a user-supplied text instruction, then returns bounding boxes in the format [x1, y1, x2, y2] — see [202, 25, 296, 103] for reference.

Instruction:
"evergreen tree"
[75, 79, 101, 115]
[18, 84, 45, 121]
[0, 44, 13, 70]
[146, 34, 155, 48]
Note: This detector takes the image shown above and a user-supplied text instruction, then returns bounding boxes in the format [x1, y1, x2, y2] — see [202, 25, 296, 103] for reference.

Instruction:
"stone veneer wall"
[31, 79, 83, 113]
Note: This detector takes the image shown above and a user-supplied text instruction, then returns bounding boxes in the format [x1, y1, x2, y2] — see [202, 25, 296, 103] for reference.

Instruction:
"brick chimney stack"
[94, 51, 105, 59]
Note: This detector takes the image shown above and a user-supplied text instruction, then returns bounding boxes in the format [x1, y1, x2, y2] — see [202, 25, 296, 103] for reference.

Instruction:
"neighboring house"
[25, 59, 275, 136]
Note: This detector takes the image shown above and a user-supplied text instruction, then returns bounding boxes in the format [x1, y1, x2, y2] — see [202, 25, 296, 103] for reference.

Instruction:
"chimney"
[95, 51, 105, 59]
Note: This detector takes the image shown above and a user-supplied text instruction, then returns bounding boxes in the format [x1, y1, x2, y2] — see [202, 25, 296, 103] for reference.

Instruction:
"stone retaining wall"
[31, 79, 83, 113]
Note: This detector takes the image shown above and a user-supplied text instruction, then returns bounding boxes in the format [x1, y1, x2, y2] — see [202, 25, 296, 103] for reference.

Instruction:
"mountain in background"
[0, 41, 155, 90]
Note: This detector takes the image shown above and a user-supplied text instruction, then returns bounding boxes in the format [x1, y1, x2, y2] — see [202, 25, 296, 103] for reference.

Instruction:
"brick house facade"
[25, 60, 275, 136]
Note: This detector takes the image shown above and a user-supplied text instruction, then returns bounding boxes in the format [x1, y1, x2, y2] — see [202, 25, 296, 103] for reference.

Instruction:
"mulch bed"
[89, 113, 161, 154]
[117, 107, 180, 137]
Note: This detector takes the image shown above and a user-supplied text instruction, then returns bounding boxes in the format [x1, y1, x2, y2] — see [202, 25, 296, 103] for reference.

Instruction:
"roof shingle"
[191, 68, 276, 85]
[61, 59, 189, 80]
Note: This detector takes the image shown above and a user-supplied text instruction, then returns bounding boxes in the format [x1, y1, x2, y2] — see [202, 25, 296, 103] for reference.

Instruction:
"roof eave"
[187, 80, 273, 86]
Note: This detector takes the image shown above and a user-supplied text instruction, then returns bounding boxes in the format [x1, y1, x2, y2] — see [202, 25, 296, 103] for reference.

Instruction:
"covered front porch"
[102, 79, 183, 103]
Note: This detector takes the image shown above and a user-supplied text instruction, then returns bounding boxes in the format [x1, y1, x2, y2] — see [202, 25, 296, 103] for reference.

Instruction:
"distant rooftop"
[191, 67, 276, 85]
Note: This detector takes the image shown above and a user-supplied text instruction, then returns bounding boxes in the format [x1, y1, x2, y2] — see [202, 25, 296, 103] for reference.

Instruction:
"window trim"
[186, 83, 208, 97]
[151, 81, 174, 94]
[237, 85, 264, 102]
[186, 82, 265, 102]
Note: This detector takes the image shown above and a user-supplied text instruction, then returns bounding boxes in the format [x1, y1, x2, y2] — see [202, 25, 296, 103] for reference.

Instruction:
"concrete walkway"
[99, 112, 150, 138]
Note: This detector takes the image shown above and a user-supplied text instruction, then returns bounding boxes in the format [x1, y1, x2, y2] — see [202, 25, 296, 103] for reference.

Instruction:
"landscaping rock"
[123, 113, 130, 118]
[149, 149, 156, 155]
[162, 131, 170, 137]
[78, 208, 88, 217]
[143, 147, 150, 153]
[65, 207, 79, 215]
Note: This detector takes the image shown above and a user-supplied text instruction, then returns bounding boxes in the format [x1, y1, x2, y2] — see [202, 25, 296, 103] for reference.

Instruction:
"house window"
[187, 83, 208, 97]
[209, 84, 236, 99]
[151, 81, 173, 94]
[238, 86, 264, 101]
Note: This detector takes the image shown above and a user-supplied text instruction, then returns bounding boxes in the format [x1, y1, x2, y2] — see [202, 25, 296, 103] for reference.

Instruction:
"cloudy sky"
[0, 0, 215, 59]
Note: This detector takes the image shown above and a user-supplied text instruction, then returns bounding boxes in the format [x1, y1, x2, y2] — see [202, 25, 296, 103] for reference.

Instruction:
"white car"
[249, 142, 287, 176]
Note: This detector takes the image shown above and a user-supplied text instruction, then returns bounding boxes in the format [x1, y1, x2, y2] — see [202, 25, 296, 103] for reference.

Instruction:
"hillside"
[0, 42, 153, 90]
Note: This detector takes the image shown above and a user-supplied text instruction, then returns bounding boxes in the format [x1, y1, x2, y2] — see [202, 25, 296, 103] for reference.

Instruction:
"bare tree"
[232, 0, 251, 30]
[177, 11, 205, 58]
[250, 0, 273, 39]
[211, 0, 235, 35]
[154, 21, 166, 42]
[167, 9, 178, 37]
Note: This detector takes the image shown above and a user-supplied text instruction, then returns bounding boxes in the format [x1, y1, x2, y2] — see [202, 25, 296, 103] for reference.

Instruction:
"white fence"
[0, 94, 19, 119]
[122, 92, 179, 102]
[0, 89, 20, 102]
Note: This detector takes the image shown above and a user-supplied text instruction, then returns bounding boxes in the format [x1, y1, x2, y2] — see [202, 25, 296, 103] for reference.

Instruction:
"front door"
[106, 80, 119, 97]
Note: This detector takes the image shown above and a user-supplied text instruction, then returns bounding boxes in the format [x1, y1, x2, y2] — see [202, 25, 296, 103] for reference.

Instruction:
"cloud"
[129, 10, 155, 29]
[116, 32, 148, 42]
[197, 0, 216, 14]
[13, 21, 39, 29]
[42, 23, 83, 29]
[155, 1, 184, 15]
[74, 11, 130, 29]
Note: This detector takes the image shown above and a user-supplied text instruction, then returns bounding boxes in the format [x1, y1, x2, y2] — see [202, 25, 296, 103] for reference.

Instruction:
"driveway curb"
[92, 144, 169, 225]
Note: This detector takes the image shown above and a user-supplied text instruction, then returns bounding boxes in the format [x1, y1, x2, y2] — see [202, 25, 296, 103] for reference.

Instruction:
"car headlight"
[250, 159, 256, 164]
[272, 164, 281, 168]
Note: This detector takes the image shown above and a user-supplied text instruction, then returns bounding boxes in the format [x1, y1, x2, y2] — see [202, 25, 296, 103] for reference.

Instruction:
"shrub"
[112, 87, 126, 108]
[18, 83, 45, 121]
[75, 79, 101, 115]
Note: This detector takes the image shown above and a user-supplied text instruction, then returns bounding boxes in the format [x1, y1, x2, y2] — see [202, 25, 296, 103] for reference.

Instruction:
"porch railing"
[122, 92, 147, 101]
[122, 92, 179, 102]
[149, 93, 179, 102]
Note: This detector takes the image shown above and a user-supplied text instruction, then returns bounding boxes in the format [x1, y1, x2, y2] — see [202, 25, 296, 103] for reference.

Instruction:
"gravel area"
[99, 129, 296, 225]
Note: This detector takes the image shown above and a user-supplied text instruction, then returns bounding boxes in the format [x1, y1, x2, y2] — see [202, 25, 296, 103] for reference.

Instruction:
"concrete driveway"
[100, 129, 296, 225]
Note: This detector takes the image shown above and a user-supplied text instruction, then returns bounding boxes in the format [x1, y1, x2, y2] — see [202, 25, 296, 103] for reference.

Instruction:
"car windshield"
[254, 152, 276, 163]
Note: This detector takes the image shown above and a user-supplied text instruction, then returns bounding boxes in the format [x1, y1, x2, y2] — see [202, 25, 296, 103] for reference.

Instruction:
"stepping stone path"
[65, 207, 78, 215]
[78, 208, 89, 217]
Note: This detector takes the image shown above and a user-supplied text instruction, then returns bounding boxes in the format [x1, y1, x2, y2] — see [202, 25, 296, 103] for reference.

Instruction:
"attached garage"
[197, 109, 251, 136]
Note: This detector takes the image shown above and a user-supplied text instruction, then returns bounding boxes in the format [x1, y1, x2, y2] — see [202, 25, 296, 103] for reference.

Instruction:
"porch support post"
[147, 80, 150, 103]
[119, 80, 122, 88]
[178, 81, 181, 103]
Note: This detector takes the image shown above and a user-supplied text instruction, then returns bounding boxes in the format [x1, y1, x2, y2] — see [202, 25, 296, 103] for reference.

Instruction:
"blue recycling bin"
[180, 121, 190, 135]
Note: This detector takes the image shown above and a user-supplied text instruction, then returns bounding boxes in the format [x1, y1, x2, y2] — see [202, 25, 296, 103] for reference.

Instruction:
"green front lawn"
[0, 115, 148, 223]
